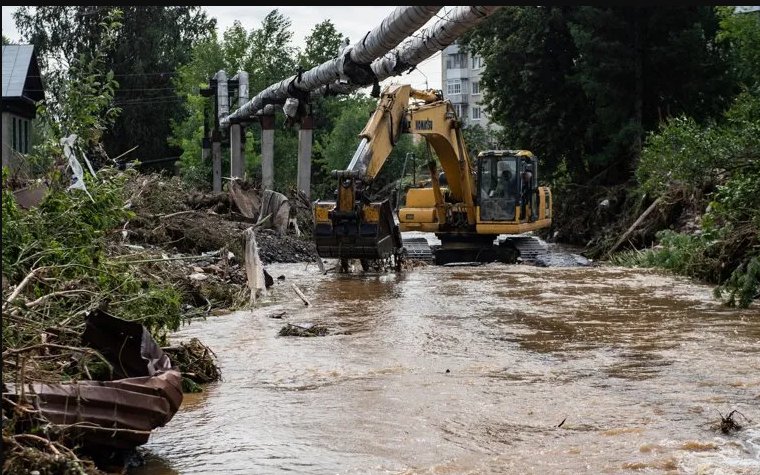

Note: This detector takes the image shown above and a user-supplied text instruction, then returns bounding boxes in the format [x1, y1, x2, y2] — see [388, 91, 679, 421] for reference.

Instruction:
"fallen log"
[607, 197, 661, 258]
[291, 283, 311, 306]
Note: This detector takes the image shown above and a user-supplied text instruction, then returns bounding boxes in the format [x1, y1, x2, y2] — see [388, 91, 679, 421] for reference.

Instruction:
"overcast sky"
[2, 6, 444, 91]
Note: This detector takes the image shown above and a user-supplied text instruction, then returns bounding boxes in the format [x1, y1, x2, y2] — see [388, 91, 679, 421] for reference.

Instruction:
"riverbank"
[1, 169, 319, 474]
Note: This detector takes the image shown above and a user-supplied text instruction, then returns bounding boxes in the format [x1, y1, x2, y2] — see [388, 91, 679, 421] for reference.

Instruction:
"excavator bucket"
[314, 199, 403, 260]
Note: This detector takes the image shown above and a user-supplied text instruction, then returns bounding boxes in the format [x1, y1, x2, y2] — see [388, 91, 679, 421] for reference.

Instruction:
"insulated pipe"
[237, 71, 249, 106]
[215, 70, 229, 120]
[222, 6, 442, 126]
[371, 6, 502, 79]
[309, 6, 503, 99]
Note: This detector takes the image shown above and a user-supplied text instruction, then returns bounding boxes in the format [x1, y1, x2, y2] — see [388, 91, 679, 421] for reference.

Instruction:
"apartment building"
[441, 43, 498, 130]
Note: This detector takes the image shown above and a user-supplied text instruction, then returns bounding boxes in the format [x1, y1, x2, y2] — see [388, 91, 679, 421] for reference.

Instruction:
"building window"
[472, 107, 481, 120]
[12, 118, 17, 151]
[471, 55, 483, 69]
[471, 81, 480, 95]
[453, 103, 466, 119]
[447, 79, 462, 95]
[447, 53, 466, 69]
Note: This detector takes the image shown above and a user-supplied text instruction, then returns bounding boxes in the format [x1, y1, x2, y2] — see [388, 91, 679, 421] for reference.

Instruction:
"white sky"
[2, 5, 444, 91]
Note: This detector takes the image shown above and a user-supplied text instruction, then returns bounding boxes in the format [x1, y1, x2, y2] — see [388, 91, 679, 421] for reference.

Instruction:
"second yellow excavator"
[314, 84, 552, 268]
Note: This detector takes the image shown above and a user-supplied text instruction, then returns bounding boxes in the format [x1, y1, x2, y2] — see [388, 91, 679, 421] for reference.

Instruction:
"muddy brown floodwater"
[131, 262, 760, 475]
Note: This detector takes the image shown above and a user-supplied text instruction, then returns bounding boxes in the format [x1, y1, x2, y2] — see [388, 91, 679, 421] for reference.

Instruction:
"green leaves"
[623, 90, 760, 308]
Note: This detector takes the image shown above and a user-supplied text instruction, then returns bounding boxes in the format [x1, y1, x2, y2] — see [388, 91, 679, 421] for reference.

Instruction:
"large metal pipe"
[256, 6, 504, 117]
[222, 6, 442, 126]
[372, 6, 502, 79]
[214, 70, 229, 120]
[315, 6, 504, 98]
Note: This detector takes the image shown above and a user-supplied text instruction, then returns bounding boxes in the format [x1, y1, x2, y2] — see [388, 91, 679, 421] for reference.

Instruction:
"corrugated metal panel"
[2, 44, 35, 98]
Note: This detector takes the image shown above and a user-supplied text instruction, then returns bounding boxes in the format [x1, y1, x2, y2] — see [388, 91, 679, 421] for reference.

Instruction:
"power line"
[24, 87, 180, 93]
[25, 71, 178, 78]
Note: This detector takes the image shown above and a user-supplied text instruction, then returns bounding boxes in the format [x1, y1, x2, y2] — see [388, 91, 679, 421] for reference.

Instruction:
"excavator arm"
[314, 84, 554, 269]
[314, 84, 468, 266]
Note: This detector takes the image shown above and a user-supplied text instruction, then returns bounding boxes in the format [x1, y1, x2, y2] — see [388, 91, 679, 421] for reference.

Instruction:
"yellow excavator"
[314, 84, 552, 268]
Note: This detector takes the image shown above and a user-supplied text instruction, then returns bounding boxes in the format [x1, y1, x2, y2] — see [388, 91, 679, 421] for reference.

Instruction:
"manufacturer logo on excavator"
[415, 119, 433, 130]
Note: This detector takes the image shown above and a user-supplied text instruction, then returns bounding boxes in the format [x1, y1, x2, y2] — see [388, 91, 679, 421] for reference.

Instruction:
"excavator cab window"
[478, 154, 518, 221]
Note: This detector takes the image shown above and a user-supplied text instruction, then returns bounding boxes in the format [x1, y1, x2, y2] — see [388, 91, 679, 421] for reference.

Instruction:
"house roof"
[2, 44, 44, 102]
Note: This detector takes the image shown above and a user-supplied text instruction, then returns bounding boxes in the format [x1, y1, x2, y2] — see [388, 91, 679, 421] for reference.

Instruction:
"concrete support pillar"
[212, 130, 222, 193]
[297, 114, 314, 200]
[261, 115, 275, 190]
[230, 123, 243, 179]
[240, 127, 246, 179]
[201, 137, 210, 164]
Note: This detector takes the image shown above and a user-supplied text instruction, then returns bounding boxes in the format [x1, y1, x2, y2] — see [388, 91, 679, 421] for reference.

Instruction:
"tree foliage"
[461, 6, 734, 185]
[171, 12, 302, 190]
[717, 7, 760, 92]
[460, 7, 590, 181]
[616, 91, 760, 308]
[462, 123, 498, 159]
[14, 6, 216, 164]
[171, 11, 382, 196]
[246, 10, 299, 93]
[300, 20, 344, 69]
[23, 10, 123, 176]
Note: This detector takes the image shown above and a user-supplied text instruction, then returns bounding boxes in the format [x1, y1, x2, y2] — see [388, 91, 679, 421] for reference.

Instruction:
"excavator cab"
[476, 150, 545, 226]
[479, 154, 520, 221]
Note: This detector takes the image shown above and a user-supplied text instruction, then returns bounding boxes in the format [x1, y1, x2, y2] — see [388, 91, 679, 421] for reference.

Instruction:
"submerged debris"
[278, 323, 329, 337]
[718, 410, 749, 434]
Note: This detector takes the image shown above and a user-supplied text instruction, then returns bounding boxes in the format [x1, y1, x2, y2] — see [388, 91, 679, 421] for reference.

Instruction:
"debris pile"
[122, 174, 318, 264]
[163, 337, 222, 390]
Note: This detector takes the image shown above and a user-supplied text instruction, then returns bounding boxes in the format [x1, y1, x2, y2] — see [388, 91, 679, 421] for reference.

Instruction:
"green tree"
[460, 7, 590, 181]
[462, 123, 497, 159]
[14, 6, 216, 166]
[462, 6, 734, 185]
[717, 6, 760, 91]
[171, 10, 302, 191]
[222, 20, 249, 73]
[568, 6, 732, 180]
[246, 9, 298, 93]
[169, 33, 226, 189]
[2, 35, 11, 45]
[29, 10, 123, 175]
[300, 20, 344, 69]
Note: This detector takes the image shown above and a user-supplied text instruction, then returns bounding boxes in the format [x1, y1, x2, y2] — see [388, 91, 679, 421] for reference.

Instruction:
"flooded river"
[133, 262, 759, 475]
